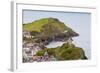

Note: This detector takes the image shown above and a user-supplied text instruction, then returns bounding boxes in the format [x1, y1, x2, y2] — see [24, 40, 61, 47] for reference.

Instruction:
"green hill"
[23, 17, 73, 32]
[36, 43, 87, 60]
[23, 18, 79, 44]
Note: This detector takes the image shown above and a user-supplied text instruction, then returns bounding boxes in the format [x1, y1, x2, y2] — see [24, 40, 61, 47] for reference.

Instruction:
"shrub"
[36, 51, 45, 56]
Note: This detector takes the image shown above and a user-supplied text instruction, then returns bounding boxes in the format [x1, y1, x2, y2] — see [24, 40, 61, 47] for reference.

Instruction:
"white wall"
[0, 0, 100, 73]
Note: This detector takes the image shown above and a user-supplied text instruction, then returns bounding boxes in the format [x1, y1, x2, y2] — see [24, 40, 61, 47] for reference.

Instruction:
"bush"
[54, 43, 86, 60]
[47, 48, 55, 56]
[36, 43, 87, 60]
[30, 31, 39, 36]
[36, 51, 45, 56]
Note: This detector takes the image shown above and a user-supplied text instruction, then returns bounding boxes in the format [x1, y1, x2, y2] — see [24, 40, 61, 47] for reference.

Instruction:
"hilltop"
[23, 18, 79, 44]
[23, 17, 70, 32]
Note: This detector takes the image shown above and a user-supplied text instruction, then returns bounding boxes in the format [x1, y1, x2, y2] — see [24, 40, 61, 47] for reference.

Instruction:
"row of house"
[23, 31, 34, 38]
[23, 42, 42, 62]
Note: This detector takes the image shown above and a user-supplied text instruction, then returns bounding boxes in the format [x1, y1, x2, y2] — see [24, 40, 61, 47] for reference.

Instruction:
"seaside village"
[23, 31, 54, 62]
[22, 31, 73, 63]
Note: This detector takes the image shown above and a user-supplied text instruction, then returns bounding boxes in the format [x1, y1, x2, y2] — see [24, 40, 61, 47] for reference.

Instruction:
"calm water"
[46, 41, 65, 48]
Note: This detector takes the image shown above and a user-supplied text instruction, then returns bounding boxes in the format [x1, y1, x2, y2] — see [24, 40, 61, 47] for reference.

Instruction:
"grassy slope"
[23, 18, 49, 32]
[23, 18, 72, 32]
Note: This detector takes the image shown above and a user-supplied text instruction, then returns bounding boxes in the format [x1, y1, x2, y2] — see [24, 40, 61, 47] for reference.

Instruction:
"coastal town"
[23, 31, 57, 62]
[22, 30, 73, 62]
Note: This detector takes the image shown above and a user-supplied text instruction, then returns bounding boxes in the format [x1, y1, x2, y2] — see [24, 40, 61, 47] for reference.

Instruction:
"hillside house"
[23, 31, 34, 38]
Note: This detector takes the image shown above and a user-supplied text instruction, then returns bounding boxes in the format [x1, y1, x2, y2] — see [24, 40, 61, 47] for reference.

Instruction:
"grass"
[23, 18, 49, 32]
[36, 43, 86, 60]
[23, 18, 72, 32]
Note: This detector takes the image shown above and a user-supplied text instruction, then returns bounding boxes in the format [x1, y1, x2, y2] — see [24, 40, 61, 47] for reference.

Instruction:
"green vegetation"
[36, 43, 87, 60]
[23, 18, 79, 44]
[36, 47, 55, 56]
[23, 17, 87, 62]
[23, 18, 49, 32]
[23, 17, 74, 33]
[30, 31, 39, 36]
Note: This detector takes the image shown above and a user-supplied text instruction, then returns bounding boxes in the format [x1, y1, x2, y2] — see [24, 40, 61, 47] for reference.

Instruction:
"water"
[46, 41, 65, 48]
